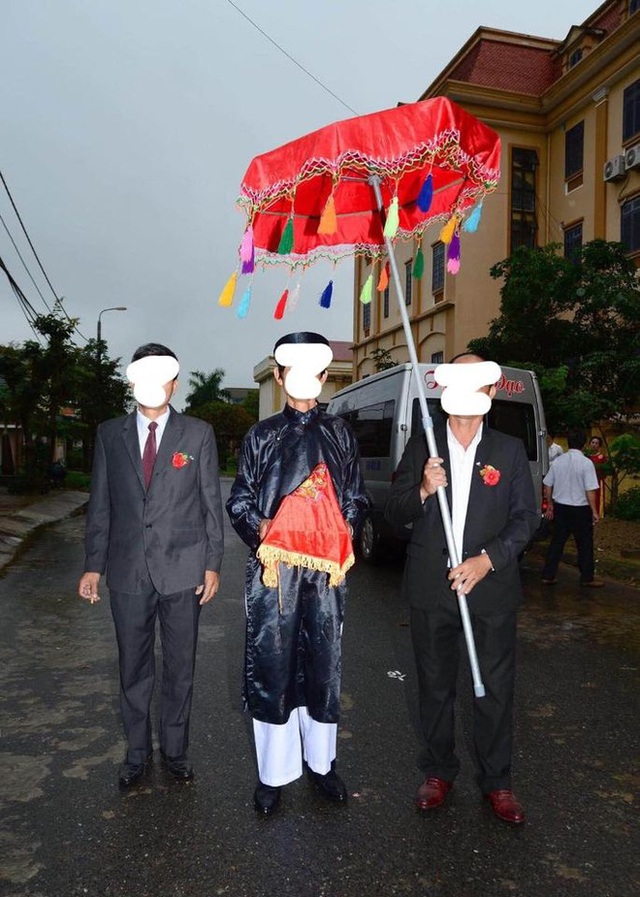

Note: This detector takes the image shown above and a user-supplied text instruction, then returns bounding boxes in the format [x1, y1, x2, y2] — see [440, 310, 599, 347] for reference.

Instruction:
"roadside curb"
[0, 490, 89, 573]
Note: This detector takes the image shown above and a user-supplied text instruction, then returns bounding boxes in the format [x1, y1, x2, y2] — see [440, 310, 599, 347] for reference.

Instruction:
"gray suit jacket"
[84, 407, 224, 595]
[385, 425, 538, 615]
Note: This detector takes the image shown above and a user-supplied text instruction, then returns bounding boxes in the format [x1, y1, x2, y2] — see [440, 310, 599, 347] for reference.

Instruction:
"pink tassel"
[240, 225, 254, 274]
[447, 233, 461, 274]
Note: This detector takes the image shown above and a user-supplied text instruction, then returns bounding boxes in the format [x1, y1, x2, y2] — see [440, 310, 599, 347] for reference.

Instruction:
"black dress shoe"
[118, 754, 152, 788]
[307, 764, 348, 803]
[254, 782, 281, 815]
[161, 754, 194, 781]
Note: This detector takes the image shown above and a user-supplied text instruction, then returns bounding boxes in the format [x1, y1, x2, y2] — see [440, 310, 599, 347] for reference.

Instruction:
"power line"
[0, 210, 53, 313]
[225, 0, 359, 117]
[0, 252, 44, 341]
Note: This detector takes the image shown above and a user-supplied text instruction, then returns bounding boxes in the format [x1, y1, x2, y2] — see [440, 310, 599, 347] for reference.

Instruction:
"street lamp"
[97, 306, 127, 344]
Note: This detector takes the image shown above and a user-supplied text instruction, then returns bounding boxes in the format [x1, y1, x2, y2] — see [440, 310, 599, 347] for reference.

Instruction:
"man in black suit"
[78, 343, 224, 787]
[385, 353, 538, 824]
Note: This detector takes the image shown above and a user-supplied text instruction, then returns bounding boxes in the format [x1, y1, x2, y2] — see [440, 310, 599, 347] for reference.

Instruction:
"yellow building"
[352, 0, 640, 378]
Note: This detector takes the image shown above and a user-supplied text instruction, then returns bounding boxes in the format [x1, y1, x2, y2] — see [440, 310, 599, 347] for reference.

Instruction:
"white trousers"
[253, 706, 337, 787]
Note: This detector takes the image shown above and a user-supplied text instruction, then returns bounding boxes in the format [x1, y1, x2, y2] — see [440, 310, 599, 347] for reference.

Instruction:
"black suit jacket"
[84, 407, 224, 595]
[385, 424, 538, 615]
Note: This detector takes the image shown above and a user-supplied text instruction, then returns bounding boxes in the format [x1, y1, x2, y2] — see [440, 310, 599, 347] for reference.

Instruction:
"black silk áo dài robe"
[226, 404, 368, 725]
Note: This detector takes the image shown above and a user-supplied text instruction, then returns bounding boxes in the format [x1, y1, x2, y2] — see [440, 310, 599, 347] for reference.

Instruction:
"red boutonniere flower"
[479, 464, 500, 486]
[172, 451, 194, 469]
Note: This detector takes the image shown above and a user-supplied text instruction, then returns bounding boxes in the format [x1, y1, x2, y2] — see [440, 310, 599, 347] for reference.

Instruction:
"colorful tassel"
[416, 174, 433, 213]
[447, 232, 461, 275]
[319, 280, 333, 308]
[377, 262, 390, 292]
[217, 271, 237, 307]
[236, 284, 252, 319]
[383, 196, 399, 238]
[462, 201, 483, 233]
[439, 215, 457, 245]
[240, 225, 255, 274]
[359, 272, 373, 304]
[412, 247, 424, 280]
[274, 288, 289, 320]
[277, 217, 294, 254]
[318, 194, 337, 234]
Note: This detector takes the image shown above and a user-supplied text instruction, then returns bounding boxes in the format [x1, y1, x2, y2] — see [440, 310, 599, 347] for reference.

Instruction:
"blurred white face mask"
[434, 361, 501, 416]
[126, 356, 179, 408]
[274, 343, 333, 401]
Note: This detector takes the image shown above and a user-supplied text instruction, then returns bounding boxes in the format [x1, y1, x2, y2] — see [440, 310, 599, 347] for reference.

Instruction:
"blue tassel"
[462, 202, 483, 233]
[319, 279, 333, 309]
[417, 174, 433, 212]
[236, 284, 252, 319]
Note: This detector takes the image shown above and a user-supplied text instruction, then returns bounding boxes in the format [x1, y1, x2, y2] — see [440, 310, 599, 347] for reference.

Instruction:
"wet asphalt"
[0, 479, 638, 897]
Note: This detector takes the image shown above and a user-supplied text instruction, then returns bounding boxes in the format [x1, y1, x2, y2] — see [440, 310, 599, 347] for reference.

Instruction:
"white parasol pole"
[369, 176, 485, 698]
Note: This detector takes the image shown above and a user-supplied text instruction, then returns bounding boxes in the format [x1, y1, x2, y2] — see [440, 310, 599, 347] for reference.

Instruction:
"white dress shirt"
[543, 449, 598, 506]
[136, 408, 170, 457]
[446, 421, 483, 561]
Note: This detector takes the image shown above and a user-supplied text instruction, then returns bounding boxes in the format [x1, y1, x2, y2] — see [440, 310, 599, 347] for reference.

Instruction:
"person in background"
[226, 332, 368, 816]
[542, 429, 603, 588]
[78, 343, 224, 788]
[585, 435, 608, 516]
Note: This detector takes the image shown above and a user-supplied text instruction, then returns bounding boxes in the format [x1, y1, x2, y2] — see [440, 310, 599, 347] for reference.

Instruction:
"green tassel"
[412, 247, 424, 280]
[383, 196, 399, 238]
[359, 272, 373, 304]
[277, 217, 294, 254]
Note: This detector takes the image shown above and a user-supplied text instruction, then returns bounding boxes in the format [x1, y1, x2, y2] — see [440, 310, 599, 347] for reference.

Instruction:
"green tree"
[189, 401, 255, 470]
[369, 347, 396, 372]
[184, 369, 230, 411]
[469, 240, 640, 430]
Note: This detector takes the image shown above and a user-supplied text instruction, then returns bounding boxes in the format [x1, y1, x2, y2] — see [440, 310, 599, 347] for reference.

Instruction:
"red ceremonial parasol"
[221, 97, 502, 697]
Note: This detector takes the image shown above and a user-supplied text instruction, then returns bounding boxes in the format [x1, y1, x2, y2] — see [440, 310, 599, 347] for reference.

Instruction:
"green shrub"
[64, 470, 92, 490]
[612, 487, 640, 521]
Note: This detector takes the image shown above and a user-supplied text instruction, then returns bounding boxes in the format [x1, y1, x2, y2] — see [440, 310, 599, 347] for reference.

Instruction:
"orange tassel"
[439, 216, 457, 245]
[218, 271, 237, 307]
[377, 262, 389, 292]
[318, 194, 337, 234]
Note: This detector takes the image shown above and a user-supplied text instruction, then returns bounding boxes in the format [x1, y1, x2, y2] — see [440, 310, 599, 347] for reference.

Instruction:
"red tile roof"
[449, 40, 562, 95]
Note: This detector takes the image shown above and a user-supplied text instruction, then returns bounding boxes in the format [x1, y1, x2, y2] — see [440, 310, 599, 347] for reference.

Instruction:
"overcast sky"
[1, 0, 596, 401]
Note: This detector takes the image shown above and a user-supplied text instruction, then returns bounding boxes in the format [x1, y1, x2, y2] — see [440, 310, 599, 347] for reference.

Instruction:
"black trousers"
[410, 601, 517, 794]
[109, 581, 202, 764]
[542, 502, 594, 583]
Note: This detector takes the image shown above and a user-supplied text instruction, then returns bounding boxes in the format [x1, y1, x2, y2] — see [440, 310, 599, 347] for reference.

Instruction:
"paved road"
[1, 479, 638, 897]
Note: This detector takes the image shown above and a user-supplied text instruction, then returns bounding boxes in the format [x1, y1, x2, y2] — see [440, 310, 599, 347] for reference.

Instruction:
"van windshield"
[411, 398, 538, 462]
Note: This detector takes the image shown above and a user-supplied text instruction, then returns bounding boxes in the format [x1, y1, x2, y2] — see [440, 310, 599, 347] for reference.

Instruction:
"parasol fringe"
[236, 283, 252, 318]
[274, 288, 289, 319]
[439, 215, 457, 245]
[319, 279, 333, 308]
[416, 173, 433, 212]
[240, 224, 255, 274]
[277, 217, 294, 254]
[377, 261, 389, 291]
[383, 195, 400, 238]
[257, 544, 355, 592]
[218, 271, 238, 307]
[462, 201, 483, 233]
[359, 271, 373, 304]
[412, 246, 424, 280]
[318, 194, 337, 234]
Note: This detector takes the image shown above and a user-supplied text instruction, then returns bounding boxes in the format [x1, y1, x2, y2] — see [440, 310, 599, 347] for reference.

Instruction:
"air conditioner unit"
[603, 155, 626, 181]
[624, 143, 640, 171]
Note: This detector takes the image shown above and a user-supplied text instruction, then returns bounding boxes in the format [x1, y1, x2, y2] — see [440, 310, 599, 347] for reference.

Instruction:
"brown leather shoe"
[485, 789, 525, 824]
[415, 777, 453, 811]
[580, 579, 604, 588]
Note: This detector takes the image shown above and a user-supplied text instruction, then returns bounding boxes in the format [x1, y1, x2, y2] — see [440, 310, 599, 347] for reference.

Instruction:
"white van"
[327, 363, 548, 562]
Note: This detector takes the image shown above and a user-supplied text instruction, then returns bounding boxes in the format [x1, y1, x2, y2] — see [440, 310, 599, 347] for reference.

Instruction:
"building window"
[565, 121, 584, 180]
[383, 285, 390, 318]
[432, 242, 444, 294]
[568, 48, 583, 68]
[563, 222, 583, 261]
[363, 300, 371, 334]
[404, 260, 412, 305]
[431, 351, 444, 364]
[510, 148, 538, 252]
[623, 79, 640, 143]
[631, 0, 640, 15]
[621, 195, 640, 252]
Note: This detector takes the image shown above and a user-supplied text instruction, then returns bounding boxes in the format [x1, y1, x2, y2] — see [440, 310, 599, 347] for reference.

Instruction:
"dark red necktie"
[142, 421, 158, 488]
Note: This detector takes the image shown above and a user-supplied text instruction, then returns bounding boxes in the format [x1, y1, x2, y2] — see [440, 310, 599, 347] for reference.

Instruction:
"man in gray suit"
[78, 343, 224, 787]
